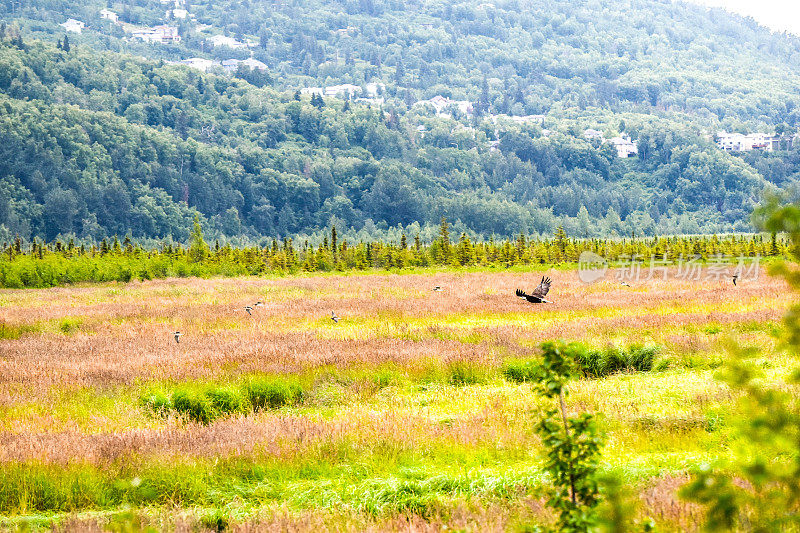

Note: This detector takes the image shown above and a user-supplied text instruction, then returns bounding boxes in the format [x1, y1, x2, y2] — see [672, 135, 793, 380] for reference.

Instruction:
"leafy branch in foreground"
[534, 341, 604, 532]
[681, 195, 800, 530]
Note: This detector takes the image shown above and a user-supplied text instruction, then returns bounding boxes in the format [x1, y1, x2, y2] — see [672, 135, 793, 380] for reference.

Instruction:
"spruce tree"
[438, 217, 451, 264]
[188, 215, 209, 263]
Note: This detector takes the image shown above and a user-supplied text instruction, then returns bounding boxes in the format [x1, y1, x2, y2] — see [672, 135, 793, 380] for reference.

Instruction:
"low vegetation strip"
[139, 345, 661, 424]
[0, 456, 548, 518]
[502, 343, 660, 383]
[0, 228, 783, 289]
[141, 376, 305, 423]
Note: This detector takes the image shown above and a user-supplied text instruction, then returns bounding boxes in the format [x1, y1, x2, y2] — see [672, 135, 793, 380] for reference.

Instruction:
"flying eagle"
[516, 277, 552, 303]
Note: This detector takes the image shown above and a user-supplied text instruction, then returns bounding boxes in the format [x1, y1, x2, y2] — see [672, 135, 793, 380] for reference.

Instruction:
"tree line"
[0, 218, 785, 288]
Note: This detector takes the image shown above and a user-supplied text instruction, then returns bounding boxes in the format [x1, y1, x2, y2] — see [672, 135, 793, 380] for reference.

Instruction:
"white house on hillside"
[60, 19, 85, 33]
[364, 82, 386, 97]
[132, 25, 181, 44]
[178, 57, 216, 72]
[301, 84, 362, 98]
[168, 8, 188, 19]
[418, 95, 473, 117]
[240, 58, 268, 71]
[100, 9, 118, 23]
[209, 34, 246, 49]
[221, 58, 268, 73]
[489, 114, 545, 126]
[716, 131, 779, 152]
[584, 128, 604, 141]
[609, 134, 638, 158]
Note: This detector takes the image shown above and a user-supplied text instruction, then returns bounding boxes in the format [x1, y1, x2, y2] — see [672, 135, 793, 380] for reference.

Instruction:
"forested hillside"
[1, 0, 800, 242]
[9, 0, 800, 125]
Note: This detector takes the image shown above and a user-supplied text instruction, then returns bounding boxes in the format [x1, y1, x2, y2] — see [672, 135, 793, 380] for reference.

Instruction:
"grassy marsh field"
[0, 267, 792, 531]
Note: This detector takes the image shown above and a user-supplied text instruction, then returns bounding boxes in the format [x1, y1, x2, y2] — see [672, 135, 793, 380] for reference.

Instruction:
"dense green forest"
[2, 1, 800, 242]
[9, 0, 800, 124]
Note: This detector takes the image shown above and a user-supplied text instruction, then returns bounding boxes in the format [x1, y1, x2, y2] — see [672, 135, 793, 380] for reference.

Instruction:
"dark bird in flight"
[620, 281, 631, 287]
[516, 277, 552, 303]
[244, 305, 253, 315]
[173, 331, 184, 344]
[433, 286, 443, 291]
[732, 274, 739, 286]
[331, 311, 339, 323]
[254, 301, 264, 307]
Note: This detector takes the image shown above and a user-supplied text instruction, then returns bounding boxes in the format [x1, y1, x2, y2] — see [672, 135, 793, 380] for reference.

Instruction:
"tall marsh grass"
[141, 378, 304, 423]
[502, 342, 660, 383]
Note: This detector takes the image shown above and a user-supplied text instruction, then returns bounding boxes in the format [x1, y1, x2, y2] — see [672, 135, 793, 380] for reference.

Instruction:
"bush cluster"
[502, 342, 659, 383]
[140, 377, 305, 424]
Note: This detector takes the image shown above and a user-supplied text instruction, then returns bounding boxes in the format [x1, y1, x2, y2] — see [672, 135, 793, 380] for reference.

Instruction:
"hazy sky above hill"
[686, 0, 800, 35]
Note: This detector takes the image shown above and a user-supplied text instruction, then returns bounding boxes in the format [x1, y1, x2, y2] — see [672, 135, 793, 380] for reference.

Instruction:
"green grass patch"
[502, 342, 660, 383]
[0, 321, 41, 339]
[58, 317, 84, 334]
[575, 344, 658, 377]
[244, 376, 304, 410]
[140, 378, 305, 423]
[446, 360, 489, 386]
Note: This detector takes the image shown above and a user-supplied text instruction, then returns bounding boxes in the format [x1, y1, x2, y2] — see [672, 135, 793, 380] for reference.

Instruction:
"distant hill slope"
[1, 0, 800, 242]
[5, 0, 800, 127]
[0, 36, 780, 243]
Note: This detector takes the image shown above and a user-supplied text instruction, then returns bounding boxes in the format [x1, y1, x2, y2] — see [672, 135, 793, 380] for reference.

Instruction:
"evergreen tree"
[555, 225, 568, 254]
[437, 217, 451, 264]
[188, 215, 209, 263]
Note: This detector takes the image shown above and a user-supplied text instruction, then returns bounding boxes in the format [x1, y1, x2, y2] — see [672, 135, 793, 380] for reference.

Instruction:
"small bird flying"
[244, 305, 253, 315]
[620, 281, 631, 287]
[173, 331, 183, 344]
[516, 276, 552, 303]
[330, 311, 339, 323]
[732, 274, 739, 286]
[254, 301, 264, 307]
[433, 286, 443, 291]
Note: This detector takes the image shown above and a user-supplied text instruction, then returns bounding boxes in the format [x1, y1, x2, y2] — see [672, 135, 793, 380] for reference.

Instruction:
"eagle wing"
[530, 276, 551, 299]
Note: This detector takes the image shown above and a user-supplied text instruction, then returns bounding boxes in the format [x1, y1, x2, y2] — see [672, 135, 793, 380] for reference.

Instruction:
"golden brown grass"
[0, 267, 790, 530]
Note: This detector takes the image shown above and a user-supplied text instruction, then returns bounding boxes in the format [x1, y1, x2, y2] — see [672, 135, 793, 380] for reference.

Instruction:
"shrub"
[574, 343, 657, 378]
[534, 341, 604, 531]
[626, 344, 658, 372]
[206, 387, 247, 416]
[200, 508, 229, 532]
[0, 322, 39, 340]
[58, 317, 82, 334]
[172, 389, 215, 424]
[502, 343, 660, 382]
[369, 366, 403, 389]
[245, 377, 304, 410]
[446, 360, 487, 386]
[501, 359, 540, 383]
[139, 391, 172, 416]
